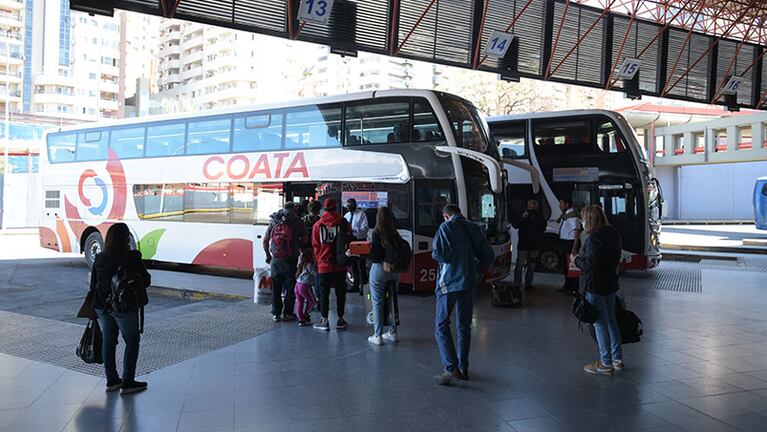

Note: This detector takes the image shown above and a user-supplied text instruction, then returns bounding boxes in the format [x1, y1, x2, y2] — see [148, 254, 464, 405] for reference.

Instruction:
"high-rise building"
[121, 11, 159, 101]
[0, 0, 24, 115]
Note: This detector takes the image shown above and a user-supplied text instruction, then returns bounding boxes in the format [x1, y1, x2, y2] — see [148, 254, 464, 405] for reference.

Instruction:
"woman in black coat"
[89, 223, 151, 394]
[575, 205, 623, 376]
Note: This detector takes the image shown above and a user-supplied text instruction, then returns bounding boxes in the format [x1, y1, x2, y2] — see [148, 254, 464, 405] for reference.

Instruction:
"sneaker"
[336, 317, 348, 330]
[382, 331, 398, 343]
[613, 360, 625, 371]
[435, 369, 462, 386]
[120, 380, 148, 395]
[583, 360, 614, 376]
[298, 319, 309, 327]
[368, 335, 383, 346]
[458, 368, 469, 381]
[313, 318, 330, 331]
[282, 314, 297, 322]
[106, 378, 123, 392]
[273, 315, 282, 322]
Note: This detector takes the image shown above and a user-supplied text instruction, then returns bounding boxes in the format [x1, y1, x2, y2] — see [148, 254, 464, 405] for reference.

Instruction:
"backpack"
[269, 220, 295, 260]
[319, 220, 353, 267]
[615, 296, 643, 344]
[383, 235, 411, 273]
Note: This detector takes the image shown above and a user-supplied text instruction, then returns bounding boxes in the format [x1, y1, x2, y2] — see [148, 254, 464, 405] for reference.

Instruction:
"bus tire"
[83, 231, 103, 269]
[538, 248, 563, 273]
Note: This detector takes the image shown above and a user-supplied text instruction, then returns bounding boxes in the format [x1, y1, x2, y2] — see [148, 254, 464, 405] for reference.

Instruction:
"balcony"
[0, 50, 23, 65]
[161, 44, 181, 57]
[0, 11, 22, 28]
[33, 74, 78, 87]
[161, 73, 181, 86]
[99, 98, 119, 111]
[184, 49, 204, 65]
[182, 65, 203, 81]
[100, 80, 119, 94]
[182, 34, 204, 50]
[0, 0, 23, 10]
[31, 92, 74, 105]
[0, 70, 22, 83]
[100, 64, 120, 78]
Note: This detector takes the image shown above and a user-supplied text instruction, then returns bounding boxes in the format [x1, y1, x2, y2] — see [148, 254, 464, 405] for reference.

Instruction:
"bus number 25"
[419, 269, 437, 283]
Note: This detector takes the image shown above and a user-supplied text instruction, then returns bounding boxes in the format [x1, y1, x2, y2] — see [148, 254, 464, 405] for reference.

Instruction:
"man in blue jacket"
[432, 204, 495, 385]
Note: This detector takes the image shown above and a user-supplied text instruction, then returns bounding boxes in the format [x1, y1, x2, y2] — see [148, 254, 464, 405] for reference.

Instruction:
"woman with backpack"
[366, 206, 407, 346]
[88, 223, 151, 394]
[575, 205, 624, 376]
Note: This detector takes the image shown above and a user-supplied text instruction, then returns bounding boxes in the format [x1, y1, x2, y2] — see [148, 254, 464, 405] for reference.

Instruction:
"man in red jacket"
[312, 198, 352, 331]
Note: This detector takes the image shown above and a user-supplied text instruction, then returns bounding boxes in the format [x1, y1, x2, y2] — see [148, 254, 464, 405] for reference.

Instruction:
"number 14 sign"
[298, 0, 334, 24]
[483, 30, 515, 58]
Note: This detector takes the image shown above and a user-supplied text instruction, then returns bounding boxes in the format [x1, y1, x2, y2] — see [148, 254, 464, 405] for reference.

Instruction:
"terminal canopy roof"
[78, 0, 767, 110]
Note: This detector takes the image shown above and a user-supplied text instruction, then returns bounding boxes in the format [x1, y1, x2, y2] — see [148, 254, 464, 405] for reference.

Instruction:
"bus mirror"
[435, 146, 504, 194]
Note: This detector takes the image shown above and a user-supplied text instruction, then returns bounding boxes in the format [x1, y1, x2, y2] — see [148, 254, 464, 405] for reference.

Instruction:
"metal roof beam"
[160, 0, 182, 19]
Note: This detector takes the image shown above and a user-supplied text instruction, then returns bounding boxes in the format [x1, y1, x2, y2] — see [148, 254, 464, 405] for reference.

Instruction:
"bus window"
[254, 184, 284, 224]
[184, 183, 231, 223]
[186, 117, 232, 155]
[413, 99, 445, 142]
[597, 120, 627, 154]
[441, 97, 487, 152]
[76, 130, 108, 161]
[146, 122, 186, 157]
[110, 126, 146, 159]
[48, 133, 76, 163]
[533, 118, 593, 155]
[345, 100, 410, 145]
[232, 112, 284, 152]
[134, 184, 184, 221]
[230, 183, 256, 224]
[285, 105, 342, 149]
[493, 121, 527, 158]
[416, 180, 454, 237]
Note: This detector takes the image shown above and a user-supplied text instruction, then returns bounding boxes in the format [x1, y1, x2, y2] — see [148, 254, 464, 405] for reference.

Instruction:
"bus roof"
[488, 109, 626, 123]
[50, 89, 450, 135]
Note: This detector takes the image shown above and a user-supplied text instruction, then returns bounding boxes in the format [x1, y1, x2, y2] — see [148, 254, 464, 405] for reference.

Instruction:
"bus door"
[413, 179, 456, 291]
[598, 182, 641, 254]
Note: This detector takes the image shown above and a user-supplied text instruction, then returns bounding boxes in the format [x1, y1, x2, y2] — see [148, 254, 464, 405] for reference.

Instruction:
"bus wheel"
[538, 249, 562, 273]
[84, 232, 103, 269]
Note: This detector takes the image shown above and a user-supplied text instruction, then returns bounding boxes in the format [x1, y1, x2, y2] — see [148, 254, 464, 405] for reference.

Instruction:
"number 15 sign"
[483, 30, 515, 58]
[298, 0, 335, 24]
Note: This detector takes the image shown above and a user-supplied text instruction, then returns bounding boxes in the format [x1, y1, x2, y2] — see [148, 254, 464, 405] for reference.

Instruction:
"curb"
[660, 243, 767, 256]
[660, 251, 739, 262]
[148, 285, 250, 302]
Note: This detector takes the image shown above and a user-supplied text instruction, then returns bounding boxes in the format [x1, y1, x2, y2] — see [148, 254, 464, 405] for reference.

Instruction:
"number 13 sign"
[483, 30, 515, 58]
[298, 0, 335, 24]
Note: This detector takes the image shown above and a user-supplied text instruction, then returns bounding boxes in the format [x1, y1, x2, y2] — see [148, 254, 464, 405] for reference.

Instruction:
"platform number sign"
[617, 58, 641, 80]
[298, 0, 335, 24]
[483, 31, 515, 58]
[722, 76, 743, 95]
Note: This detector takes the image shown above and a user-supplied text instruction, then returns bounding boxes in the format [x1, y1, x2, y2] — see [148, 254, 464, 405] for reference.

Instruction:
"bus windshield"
[439, 95, 499, 158]
[465, 169, 507, 245]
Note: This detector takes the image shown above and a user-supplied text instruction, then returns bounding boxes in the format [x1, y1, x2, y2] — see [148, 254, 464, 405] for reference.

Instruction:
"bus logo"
[203, 152, 309, 181]
[78, 169, 108, 216]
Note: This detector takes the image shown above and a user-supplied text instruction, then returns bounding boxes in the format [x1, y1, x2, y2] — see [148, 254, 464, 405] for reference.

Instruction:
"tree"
[439, 69, 546, 116]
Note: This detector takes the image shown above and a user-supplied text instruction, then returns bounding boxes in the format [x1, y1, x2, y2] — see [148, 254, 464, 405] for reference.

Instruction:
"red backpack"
[269, 221, 295, 259]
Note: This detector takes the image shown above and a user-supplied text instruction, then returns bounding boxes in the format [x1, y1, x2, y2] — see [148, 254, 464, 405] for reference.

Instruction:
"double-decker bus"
[40, 90, 510, 292]
[489, 110, 662, 272]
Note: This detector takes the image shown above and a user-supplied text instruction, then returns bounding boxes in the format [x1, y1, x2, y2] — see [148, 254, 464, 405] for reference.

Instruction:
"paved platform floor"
[661, 225, 767, 253]
[1, 258, 767, 432]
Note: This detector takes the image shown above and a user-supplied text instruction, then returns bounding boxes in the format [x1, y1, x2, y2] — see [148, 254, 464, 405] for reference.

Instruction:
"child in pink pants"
[294, 252, 317, 326]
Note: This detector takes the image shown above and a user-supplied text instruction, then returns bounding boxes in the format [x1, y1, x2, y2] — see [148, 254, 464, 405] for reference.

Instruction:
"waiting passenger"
[303, 200, 323, 306]
[557, 197, 581, 295]
[294, 251, 317, 326]
[366, 206, 404, 345]
[264, 202, 307, 322]
[575, 205, 623, 376]
[344, 198, 369, 294]
[312, 198, 352, 331]
[89, 222, 151, 395]
[432, 204, 495, 385]
[513, 199, 546, 291]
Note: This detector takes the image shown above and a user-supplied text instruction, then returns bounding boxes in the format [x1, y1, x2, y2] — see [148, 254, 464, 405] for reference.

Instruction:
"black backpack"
[383, 235, 411, 273]
[615, 297, 643, 344]
[334, 220, 354, 267]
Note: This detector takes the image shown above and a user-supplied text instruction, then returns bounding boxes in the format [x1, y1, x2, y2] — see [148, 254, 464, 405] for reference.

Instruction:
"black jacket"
[367, 230, 385, 264]
[89, 250, 151, 310]
[516, 210, 546, 251]
[574, 225, 622, 295]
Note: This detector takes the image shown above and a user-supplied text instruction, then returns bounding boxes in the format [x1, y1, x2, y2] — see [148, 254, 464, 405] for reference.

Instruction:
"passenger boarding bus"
[755, 177, 767, 230]
[40, 90, 511, 292]
[489, 110, 662, 272]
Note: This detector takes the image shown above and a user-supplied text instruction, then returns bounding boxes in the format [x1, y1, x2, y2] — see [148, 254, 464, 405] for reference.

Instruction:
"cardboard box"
[349, 241, 371, 256]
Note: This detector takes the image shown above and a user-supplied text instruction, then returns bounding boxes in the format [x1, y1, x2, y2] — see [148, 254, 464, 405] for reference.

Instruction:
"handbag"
[566, 254, 581, 278]
[572, 292, 598, 325]
[77, 291, 98, 320]
[77, 319, 103, 364]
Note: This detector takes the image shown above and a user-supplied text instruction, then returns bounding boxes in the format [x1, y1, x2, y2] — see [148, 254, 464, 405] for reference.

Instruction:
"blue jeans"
[95, 308, 141, 383]
[586, 292, 623, 366]
[369, 263, 399, 337]
[434, 289, 475, 372]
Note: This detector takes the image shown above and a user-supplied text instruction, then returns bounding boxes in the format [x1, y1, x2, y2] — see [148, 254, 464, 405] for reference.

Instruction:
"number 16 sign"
[298, 0, 335, 24]
[483, 30, 515, 58]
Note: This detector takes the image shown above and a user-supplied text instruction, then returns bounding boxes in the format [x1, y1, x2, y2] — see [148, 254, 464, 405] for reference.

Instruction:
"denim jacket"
[432, 215, 495, 295]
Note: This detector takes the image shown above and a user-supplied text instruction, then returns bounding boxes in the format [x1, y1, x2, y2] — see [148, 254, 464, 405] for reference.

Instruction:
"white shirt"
[559, 208, 581, 240]
[344, 209, 369, 240]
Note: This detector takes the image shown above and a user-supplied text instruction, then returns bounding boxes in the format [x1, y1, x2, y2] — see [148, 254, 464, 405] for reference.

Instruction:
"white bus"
[40, 90, 511, 292]
[489, 110, 662, 272]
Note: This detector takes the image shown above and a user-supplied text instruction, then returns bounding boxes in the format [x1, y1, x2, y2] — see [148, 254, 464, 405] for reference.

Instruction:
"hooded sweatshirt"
[574, 225, 622, 295]
[312, 210, 350, 274]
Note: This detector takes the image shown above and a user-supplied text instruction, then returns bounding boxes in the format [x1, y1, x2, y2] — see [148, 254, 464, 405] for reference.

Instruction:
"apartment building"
[0, 0, 24, 115]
